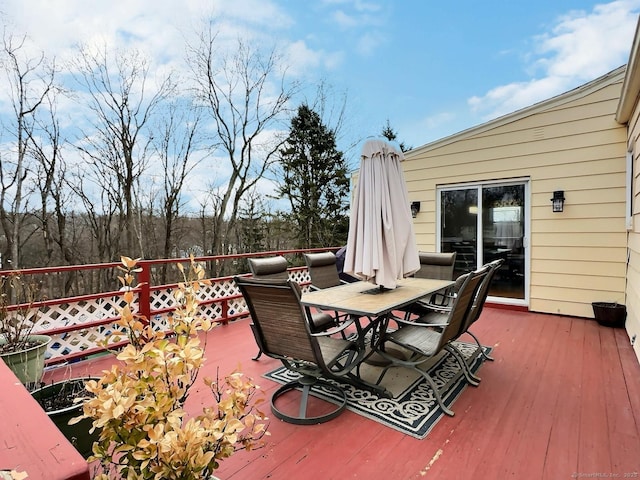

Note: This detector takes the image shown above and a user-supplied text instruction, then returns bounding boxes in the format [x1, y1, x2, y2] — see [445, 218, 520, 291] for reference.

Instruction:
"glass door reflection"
[440, 183, 525, 301]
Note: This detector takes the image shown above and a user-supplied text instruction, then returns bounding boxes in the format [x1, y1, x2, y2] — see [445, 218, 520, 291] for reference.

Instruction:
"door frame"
[436, 177, 530, 307]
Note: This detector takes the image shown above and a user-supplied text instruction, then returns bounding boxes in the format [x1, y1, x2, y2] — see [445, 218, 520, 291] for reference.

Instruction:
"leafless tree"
[71, 45, 175, 259]
[152, 100, 204, 280]
[27, 92, 66, 266]
[69, 170, 119, 264]
[0, 33, 56, 269]
[188, 30, 299, 261]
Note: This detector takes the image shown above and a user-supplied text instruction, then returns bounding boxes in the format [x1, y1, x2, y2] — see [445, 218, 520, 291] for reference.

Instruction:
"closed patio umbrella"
[344, 138, 420, 289]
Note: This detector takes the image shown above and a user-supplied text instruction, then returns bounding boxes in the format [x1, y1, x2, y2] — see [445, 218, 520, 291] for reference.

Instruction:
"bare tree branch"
[188, 28, 299, 259]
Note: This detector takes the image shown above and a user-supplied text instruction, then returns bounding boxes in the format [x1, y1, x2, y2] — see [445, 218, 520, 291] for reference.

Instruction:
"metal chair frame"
[247, 255, 337, 360]
[373, 268, 488, 416]
[235, 276, 366, 424]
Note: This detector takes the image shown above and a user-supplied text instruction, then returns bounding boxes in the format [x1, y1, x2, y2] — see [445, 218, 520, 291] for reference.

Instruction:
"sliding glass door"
[439, 181, 527, 301]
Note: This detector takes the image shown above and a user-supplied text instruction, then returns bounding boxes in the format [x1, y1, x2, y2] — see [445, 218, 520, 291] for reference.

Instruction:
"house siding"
[404, 68, 628, 319]
[624, 84, 640, 360]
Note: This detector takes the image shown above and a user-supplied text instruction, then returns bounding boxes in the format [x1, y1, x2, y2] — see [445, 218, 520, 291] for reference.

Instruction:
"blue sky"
[1, 0, 640, 190]
[283, 0, 640, 150]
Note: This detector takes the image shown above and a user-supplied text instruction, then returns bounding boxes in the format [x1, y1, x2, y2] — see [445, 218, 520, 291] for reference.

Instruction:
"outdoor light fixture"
[410, 201, 421, 218]
[551, 190, 565, 213]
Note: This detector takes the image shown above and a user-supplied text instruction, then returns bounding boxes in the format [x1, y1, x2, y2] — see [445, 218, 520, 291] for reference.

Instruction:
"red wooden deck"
[44, 306, 640, 480]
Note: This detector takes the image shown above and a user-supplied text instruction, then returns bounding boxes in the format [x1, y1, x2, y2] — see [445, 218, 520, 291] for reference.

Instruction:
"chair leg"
[373, 348, 459, 416]
[467, 330, 494, 361]
[374, 352, 456, 416]
[270, 376, 347, 425]
[418, 369, 455, 417]
[374, 363, 394, 386]
[250, 323, 263, 361]
[446, 344, 481, 387]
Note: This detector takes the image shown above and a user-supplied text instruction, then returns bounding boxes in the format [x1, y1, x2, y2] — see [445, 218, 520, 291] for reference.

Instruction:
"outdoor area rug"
[263, 341, 492, 439]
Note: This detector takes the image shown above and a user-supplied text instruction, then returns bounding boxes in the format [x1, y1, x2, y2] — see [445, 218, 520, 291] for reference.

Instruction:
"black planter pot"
[591, 302, 626, 328]
[31, 377, 100, 458]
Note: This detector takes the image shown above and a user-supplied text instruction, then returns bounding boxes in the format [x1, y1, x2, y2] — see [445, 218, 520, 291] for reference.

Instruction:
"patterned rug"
[263, 341, 492, 439]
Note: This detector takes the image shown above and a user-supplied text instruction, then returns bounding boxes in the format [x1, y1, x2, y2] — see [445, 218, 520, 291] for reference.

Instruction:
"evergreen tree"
[277, 104, 350, 249]
[381, 119, 412, 152]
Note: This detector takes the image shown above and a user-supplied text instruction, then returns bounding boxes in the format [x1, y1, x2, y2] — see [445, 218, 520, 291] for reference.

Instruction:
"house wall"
[404, 69, 628, 318]
[624, 89, 640, 360]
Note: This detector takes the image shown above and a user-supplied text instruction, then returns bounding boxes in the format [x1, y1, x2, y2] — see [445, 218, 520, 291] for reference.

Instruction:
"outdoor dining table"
[300, 277, 454, 396]
[301, 277, 454, 318]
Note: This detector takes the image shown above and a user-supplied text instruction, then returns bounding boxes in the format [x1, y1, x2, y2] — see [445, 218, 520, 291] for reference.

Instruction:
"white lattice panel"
[39, 295, 133, 361]
[47, 322, 130, 359]
[289, 269, 310, 287]
[37, 269, 314, 363]
[35, 296, 124, 331]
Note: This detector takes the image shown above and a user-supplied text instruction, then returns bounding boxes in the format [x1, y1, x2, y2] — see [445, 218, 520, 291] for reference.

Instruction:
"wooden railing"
[0, 248, 337, 366]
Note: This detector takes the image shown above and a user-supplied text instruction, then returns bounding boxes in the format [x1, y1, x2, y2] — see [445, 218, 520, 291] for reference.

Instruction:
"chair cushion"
[305, 252, 337, 267]
[419, 252, 455, 266]
[386, 325, 441, 356]
[317, 336, 356, 367]
[249, 256, 288, 278]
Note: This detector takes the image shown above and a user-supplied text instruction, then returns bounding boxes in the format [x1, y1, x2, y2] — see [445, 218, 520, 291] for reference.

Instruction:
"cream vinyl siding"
[622, 83, 640, 361]
[404, 67, 627, 318]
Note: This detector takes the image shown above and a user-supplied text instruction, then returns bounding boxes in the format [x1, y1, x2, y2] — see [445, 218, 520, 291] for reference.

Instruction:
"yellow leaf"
[121, 256, 140, 269]
[123, 290, 134, 304]
[9, 471, 28, 480]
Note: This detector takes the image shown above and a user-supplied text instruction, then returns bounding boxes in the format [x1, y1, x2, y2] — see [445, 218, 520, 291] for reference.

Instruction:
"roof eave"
[407, 66, 627, 157]
[616, 17, 640, 124]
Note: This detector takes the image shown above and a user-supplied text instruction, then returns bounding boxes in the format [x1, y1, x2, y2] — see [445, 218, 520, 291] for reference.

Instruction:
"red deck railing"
[0, 248, 337, 366]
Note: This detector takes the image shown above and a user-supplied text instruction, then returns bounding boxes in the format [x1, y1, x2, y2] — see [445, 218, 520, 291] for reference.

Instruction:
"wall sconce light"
[551, 190, 565, 213]
[410, 201, 421, 218]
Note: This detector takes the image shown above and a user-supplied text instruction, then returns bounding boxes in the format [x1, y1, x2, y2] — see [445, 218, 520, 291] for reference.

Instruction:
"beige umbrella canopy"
[343, 138, 420, 289]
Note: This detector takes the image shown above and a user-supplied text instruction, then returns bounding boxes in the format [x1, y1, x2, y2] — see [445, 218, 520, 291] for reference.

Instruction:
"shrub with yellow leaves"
[75, 256, 269, 479]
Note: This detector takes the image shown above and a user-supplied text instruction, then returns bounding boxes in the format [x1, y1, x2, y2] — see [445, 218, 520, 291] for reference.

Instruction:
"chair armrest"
[394, 311, 449, 328]
[393, 315, 428, 327]
[430, 290, 455, 306]
[417, 300, 452, 314]
[310, 316, 356, 337]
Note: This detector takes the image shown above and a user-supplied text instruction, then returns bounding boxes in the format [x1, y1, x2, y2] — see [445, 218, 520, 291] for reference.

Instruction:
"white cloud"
[333, 10, 359, 29]
[285, 40, 345, 75]
[322, 0, 382, 13]
[0, 0, 312, 216]
[468, 0, 640, 120]
[1, 0, 292, 67]
[355, 31, 386, 56]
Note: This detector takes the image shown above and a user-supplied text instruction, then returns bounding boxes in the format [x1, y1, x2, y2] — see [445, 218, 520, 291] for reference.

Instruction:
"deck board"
[542, 317, 584, 478]
[499, 313, 564, 479]
[42, 306, 640, 480]
[467, 310, 553, 479]
[578, 319, 613, 474]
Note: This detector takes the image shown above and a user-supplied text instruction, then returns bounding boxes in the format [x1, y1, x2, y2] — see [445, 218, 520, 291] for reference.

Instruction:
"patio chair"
[234, 276, 366, 424]
[455, 258, 504, 361]
[373, 267, 488, 416]
[304, 251, 370, 339]
[304, 251, 343, 289]
[414, 251, 457, 281]
[420, 259, 504, 362]
[402, 251, 457, 318]
[248, 255, 289, 280]
[247, 255, 336, 360]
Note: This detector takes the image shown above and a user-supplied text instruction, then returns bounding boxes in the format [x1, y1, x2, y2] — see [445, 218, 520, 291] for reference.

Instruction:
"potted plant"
[75, 256, 269, 479]
[0, 273, 51, 387]
[31, 375, 101, 458]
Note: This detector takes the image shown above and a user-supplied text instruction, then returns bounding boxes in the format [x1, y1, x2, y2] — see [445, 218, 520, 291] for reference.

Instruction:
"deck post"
[138, 260, 152, 323]
[221, 298, 229, 325]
